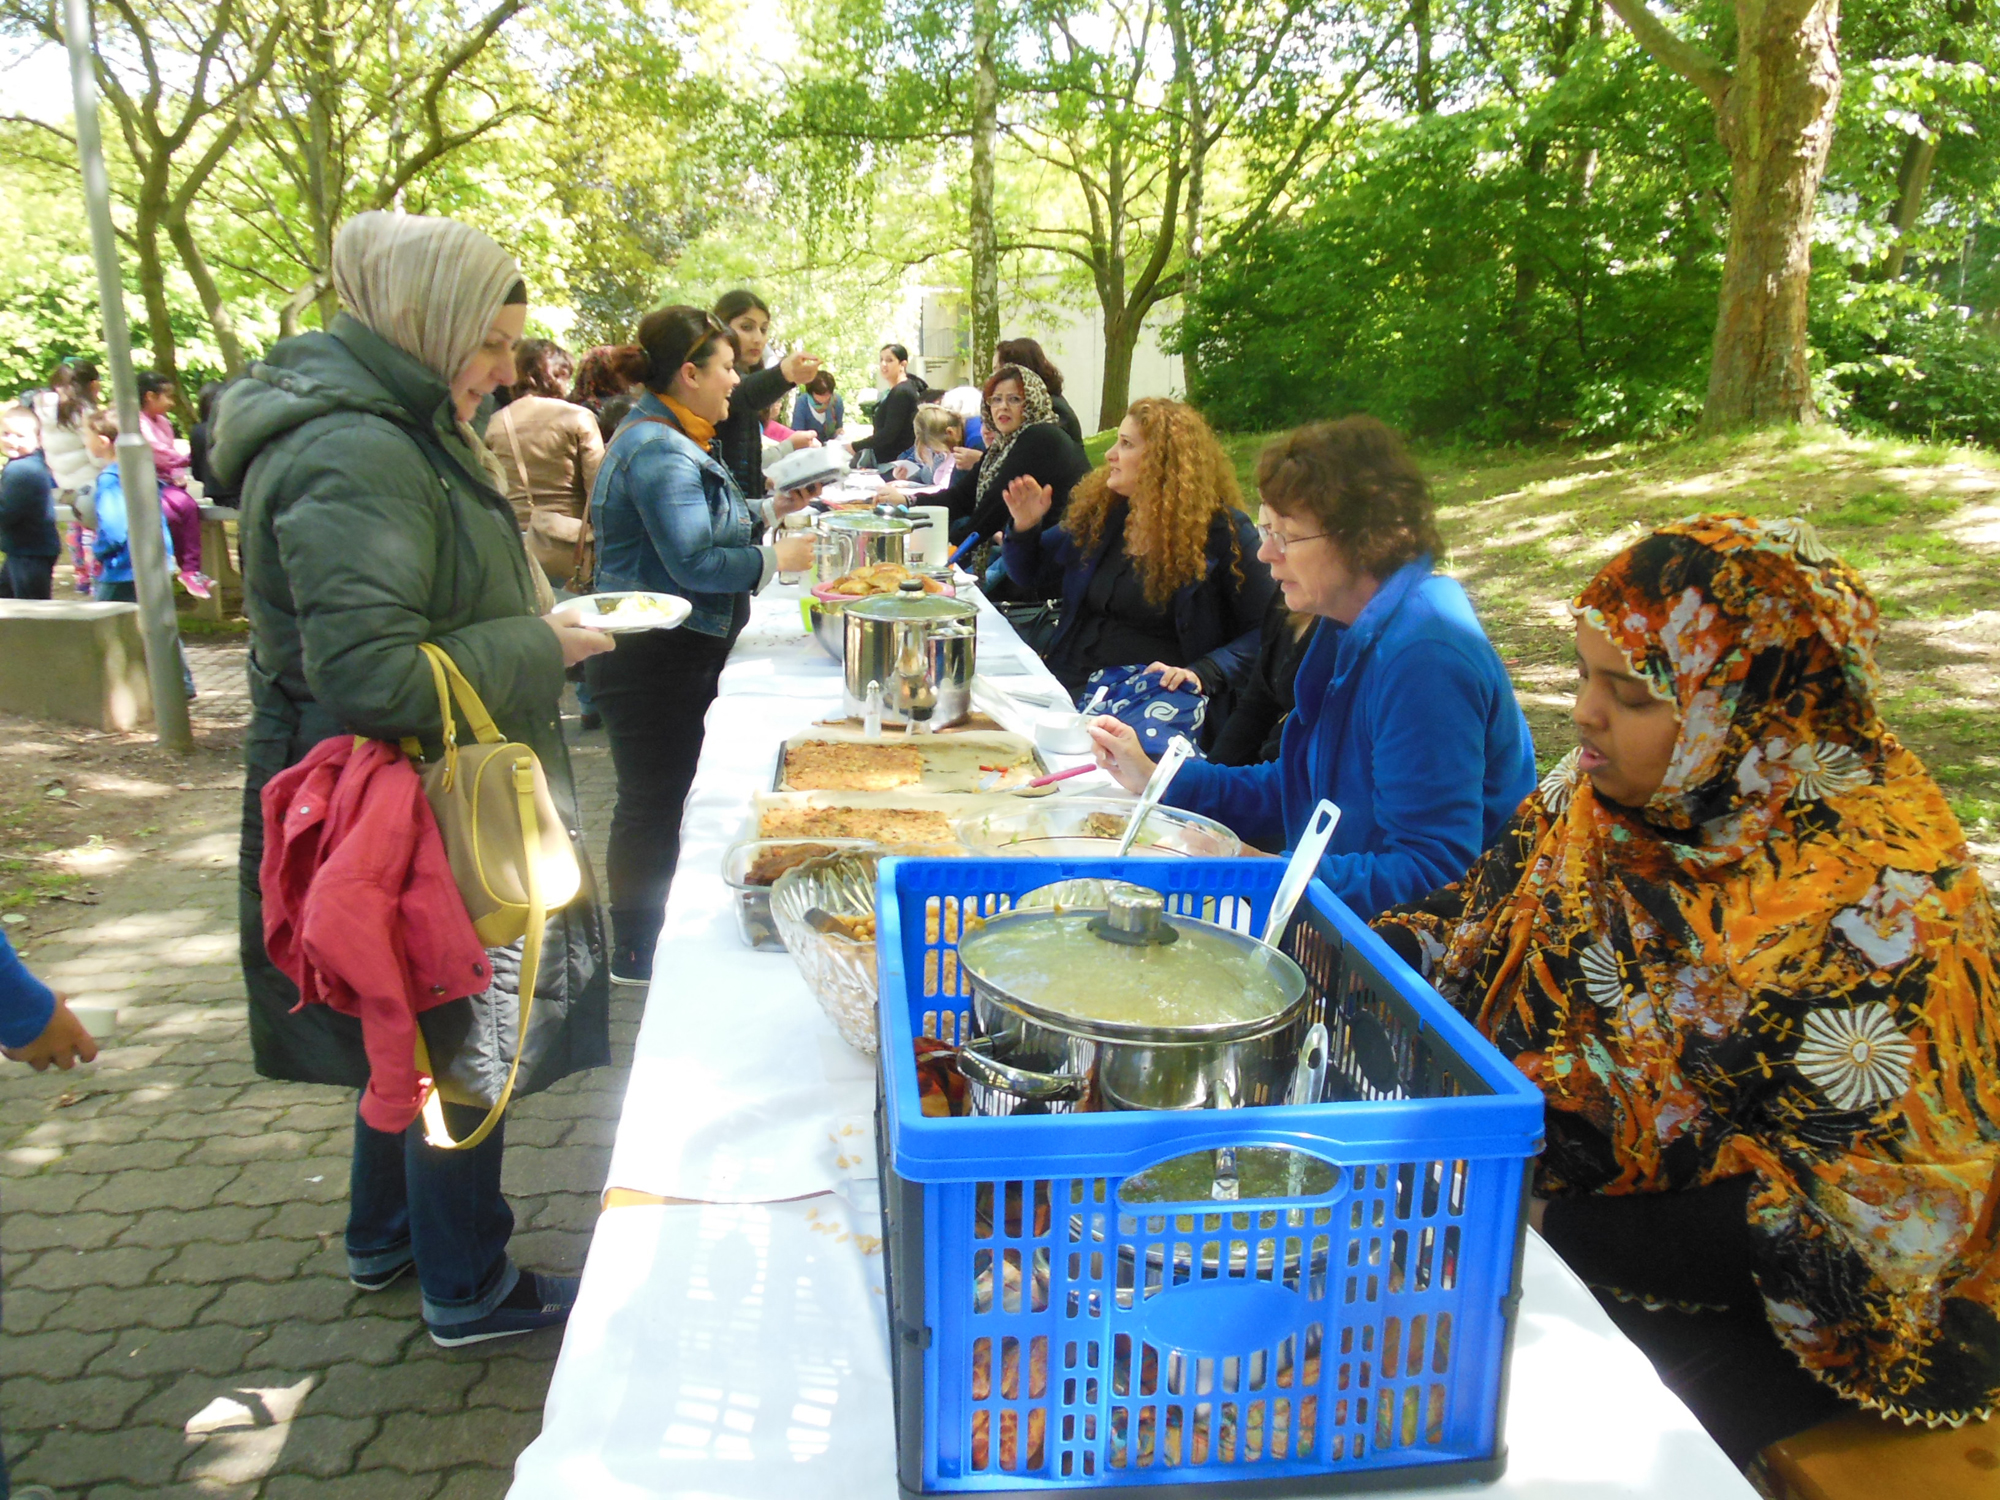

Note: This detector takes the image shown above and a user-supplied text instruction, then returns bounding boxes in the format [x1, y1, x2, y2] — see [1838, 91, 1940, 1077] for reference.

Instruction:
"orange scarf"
[662, 395, 716, 449]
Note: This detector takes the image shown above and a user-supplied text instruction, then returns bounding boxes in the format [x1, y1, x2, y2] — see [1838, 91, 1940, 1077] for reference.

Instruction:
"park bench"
[1764, 1408, 2000, 1499]
[0, 599, 152, 731]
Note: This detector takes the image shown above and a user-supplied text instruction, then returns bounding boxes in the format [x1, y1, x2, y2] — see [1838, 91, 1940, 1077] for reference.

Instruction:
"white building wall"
[875, 286, 1185, 438]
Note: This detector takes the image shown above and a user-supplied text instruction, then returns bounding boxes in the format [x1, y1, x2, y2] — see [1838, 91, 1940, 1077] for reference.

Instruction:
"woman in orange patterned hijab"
[1377, 513, 2000, 1465]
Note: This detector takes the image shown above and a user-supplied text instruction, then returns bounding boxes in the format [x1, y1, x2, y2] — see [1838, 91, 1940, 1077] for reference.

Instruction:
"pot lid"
[957, 887, 1308, 1043]
[820, 513, 912, 533]
[848, 591, 976, 623]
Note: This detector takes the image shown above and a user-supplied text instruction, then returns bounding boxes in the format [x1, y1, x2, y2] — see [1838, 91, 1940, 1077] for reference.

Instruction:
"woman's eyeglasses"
[989, 394, 1027, 410]
[1255, 524, 1327, 557]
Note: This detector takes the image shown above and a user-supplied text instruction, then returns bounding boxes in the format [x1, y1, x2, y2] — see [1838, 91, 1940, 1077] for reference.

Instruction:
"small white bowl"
[1035, 713, 1093, 756]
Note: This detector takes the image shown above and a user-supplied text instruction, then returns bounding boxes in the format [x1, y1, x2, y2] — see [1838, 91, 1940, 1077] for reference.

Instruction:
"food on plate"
[782, 740, 925, 792]
[824, 561, 947, 599]
[759, 805, 957, 844]
[595, 592, 678, 618]
[742, 842, 845, 888]
[1083, 810, 1127, 840]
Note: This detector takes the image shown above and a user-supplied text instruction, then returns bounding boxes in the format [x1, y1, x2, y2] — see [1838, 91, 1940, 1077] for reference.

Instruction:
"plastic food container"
[875, 854, 1544, 1493]
[720, 838, 872, 951]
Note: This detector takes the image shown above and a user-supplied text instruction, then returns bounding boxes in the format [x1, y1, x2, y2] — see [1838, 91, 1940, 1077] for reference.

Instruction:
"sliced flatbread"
[759, 805, 957, 844]
[783, 740, 926, 792]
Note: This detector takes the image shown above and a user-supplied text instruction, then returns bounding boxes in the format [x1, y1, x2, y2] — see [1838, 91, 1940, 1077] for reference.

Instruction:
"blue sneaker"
[427, 1270, 580, 1348]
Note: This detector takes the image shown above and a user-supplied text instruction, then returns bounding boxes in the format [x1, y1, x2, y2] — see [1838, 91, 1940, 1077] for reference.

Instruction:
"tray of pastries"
[772, 730, 1044, 793]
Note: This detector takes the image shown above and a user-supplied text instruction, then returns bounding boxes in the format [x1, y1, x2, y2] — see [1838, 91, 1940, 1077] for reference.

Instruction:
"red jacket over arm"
[260, 737, 489, 1132]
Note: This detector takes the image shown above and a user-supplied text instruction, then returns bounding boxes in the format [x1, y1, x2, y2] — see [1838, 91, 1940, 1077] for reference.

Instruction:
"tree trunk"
[1099, 310, 1142, 430]
[1701, 0, 1841, 431]
[305, 0, 342, 329]
[132, 182, 181, 394]
[1412, 0, 1438, 113]
[1882, 133, 1940, 282]
[968, 0, 1000, 378]
[165, 217, 247, 375]
[1166, 0, 1206, 394]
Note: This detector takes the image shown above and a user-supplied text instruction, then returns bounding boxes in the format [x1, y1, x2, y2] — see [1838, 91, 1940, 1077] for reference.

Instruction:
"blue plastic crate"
[876, 856, 1545, 1496]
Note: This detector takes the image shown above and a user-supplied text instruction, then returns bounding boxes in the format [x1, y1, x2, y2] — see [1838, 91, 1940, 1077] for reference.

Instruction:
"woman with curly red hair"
[999, 396, 1274, 701]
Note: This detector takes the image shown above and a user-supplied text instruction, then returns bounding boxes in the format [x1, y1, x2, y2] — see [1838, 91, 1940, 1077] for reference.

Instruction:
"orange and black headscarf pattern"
[1378, 514, 2000, 1425]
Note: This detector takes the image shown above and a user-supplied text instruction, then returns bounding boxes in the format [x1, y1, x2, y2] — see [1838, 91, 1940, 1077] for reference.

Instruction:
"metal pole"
[64, 0, 194, 752]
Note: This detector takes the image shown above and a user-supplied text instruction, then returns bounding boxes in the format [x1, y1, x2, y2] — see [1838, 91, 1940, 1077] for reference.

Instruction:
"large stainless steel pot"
[843, 583, 976, 728]
[956, 887, 1310, 1113]
[815, 512, 911, 582]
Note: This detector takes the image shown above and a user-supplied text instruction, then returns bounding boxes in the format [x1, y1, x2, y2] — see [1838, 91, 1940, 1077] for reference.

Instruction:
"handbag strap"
[403, 640, 544, 1153]
[498, 404, 537, 512]
[410, 747, 544, 1152]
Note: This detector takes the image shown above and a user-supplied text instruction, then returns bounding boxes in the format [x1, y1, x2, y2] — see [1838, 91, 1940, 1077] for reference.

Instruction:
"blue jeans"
[92, 579, 197, 698]
[346, 1100, 519, 1329]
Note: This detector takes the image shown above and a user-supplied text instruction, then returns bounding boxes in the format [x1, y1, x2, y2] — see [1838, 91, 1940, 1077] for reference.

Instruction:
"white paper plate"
[566, 592, 693, 633]
[767, 447, 849, 493]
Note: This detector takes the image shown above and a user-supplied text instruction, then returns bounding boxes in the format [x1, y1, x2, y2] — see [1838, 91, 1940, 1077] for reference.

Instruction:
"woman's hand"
[543, 609, 616, 667]
[1001, 476, 1054, 532]
[3, 996, 98, 1072]
[1146, 662, 1204, 694]
[773, 533, 816, 573]
[773, 481, 823, 519]
[778, 351, 824, 386]
[951, 446, 982, 471]
[1088, 716, 1155, 794]
[788, 432, 820, 450]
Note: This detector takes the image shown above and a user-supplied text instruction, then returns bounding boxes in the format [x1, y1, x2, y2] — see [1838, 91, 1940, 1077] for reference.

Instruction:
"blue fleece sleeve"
[0, 931, 56, 1050]
[1318, 638, 1509, 918]
[625, 439, 765, 595]
[1167, 756, 1288, 853]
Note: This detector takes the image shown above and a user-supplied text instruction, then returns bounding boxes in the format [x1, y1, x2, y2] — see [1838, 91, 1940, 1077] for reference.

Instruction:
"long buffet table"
[508, 575, 1757, 1499]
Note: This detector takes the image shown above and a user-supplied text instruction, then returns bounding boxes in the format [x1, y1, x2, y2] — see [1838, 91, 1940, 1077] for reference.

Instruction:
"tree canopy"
[0, 0, 1992, 444]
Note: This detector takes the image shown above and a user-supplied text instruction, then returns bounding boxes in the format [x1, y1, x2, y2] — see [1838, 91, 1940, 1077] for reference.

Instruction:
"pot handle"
[957, 1036, 1089, 1104]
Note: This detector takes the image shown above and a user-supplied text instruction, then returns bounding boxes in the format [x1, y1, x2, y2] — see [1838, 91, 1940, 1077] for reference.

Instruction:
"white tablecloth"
[511, 1201, 1752, 1500]
[513, 582, 1753, 1498]
[599, 582, 1101, 1205]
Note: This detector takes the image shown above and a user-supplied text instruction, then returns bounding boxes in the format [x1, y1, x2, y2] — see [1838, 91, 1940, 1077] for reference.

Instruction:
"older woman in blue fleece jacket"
[1089, 417, 1536, 917]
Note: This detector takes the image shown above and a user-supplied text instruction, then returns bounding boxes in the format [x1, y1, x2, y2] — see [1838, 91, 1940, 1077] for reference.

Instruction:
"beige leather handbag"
[403, 642, 581, 1149]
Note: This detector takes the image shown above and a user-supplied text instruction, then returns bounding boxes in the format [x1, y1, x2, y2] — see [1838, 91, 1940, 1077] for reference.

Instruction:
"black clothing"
[584, 600, 746, 959]
[0, 451, 60, 559]
[717, 363, 797, 499]
[868, 375, 929, 465]
[1057, 510, 1183, 696]
[1006, 503, 1275, 707]
[1541, 1176, 1852, 1464]
[1208, 600, 1320, 766]
[189, 421, 240, 507]
[943, 424, 1092, 544]
[0, 555, 54, 599]
[1050, 392, 1086, 446]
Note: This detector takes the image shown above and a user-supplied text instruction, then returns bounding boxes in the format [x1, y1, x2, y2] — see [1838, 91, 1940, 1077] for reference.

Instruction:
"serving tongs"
[1114, 734, 1195, 858]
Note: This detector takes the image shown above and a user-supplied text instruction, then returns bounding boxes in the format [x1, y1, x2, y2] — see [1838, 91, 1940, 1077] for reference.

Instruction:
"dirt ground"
[0, 635, 250, 950]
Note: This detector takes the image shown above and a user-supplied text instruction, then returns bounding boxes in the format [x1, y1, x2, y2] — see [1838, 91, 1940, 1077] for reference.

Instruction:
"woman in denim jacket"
[587, 306, 817, 981]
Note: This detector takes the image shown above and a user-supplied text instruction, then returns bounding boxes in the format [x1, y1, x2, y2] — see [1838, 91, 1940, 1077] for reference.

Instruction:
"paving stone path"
[2, 658, 628, 1498]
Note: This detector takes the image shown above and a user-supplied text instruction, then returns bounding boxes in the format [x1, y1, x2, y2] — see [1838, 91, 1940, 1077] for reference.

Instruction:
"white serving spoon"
[1115, 734, 1195, 858]
[1260, 800, 1342, 948]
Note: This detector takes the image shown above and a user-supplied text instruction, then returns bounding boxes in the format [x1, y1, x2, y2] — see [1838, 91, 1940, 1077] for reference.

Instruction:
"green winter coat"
[212, 312, 610, 1102]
